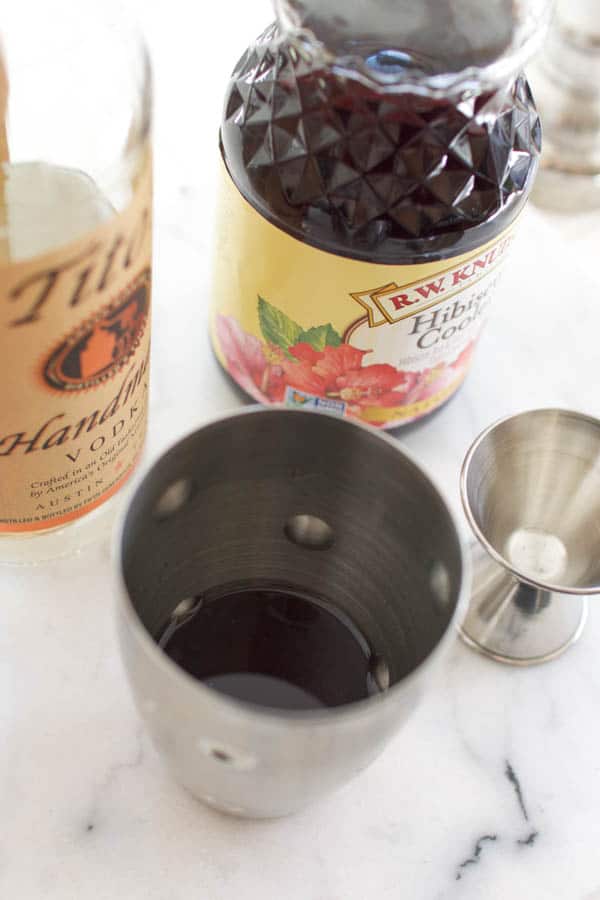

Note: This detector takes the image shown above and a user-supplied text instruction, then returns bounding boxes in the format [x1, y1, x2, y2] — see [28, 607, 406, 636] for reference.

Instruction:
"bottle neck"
[276, 0, 549, 96]
[538, 10, 600, 95]
[555, 0, 600, 43]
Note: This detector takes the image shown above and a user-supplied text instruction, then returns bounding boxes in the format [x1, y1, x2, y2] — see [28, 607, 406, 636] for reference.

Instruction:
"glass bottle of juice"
[212, 0, 548, 428]
[0, 1, 152, 563]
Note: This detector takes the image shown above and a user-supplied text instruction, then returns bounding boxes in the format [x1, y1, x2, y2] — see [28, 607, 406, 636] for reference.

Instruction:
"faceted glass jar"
[212, 0, 547, 428]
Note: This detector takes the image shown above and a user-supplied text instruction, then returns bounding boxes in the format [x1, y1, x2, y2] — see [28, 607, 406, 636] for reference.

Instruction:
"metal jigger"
[459, 409, 600, 665]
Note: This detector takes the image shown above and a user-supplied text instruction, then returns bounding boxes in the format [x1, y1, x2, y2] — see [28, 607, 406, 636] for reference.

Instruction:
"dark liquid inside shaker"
[158, 587, 385, 710]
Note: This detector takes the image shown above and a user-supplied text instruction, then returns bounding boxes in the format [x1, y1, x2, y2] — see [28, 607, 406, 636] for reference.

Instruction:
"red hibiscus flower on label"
[215, 297, 475, 426]
[280, 343, 413, 414]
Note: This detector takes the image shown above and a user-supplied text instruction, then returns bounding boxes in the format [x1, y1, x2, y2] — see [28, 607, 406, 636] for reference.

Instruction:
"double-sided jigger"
[460, 409, 600, 666]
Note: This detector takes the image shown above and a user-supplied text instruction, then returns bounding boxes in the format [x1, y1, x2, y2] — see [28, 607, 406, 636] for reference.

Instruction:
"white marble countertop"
[3, 3, 600, 898]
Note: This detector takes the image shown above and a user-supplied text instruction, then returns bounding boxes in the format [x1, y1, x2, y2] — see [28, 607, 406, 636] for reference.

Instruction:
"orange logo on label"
[43, 269, 150, 391]
[291, 391, 310, 405]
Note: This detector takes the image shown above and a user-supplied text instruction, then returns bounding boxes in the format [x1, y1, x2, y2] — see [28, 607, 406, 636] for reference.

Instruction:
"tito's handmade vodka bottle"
[0, 3, 152, 563]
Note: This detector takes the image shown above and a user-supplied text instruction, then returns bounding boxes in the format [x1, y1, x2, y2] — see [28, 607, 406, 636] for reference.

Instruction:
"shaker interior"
[121, 410, 464, 684]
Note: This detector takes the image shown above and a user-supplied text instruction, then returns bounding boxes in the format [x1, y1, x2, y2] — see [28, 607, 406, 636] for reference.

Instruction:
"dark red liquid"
[158, 587, 379, 710]
[221, 24, 540, 264]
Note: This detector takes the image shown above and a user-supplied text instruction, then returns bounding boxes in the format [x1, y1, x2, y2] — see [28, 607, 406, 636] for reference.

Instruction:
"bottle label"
[0, 153, 151, 532]
[211, 160, 515, 428]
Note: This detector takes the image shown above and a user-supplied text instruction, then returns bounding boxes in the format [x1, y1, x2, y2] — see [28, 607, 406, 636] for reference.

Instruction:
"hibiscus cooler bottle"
[211, 0, 547, 427]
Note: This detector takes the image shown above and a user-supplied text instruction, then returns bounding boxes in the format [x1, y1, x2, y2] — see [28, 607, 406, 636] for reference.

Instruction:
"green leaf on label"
[297, 324, 342, 351]
[258, 296, 302, 354]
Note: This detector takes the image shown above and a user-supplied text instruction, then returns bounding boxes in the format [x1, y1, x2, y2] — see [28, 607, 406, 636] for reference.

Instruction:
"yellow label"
[211, 159, 515, 428]
[0, 152, 152, 532]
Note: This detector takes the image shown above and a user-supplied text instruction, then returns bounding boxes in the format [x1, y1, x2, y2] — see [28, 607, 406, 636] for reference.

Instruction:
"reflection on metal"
[460, 408, 600, 665]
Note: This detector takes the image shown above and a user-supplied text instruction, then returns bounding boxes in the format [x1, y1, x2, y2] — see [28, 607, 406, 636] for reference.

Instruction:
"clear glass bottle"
[529, 0, 600, 210]
[0, 1, 152, 563]
[212, 0, 547, 429]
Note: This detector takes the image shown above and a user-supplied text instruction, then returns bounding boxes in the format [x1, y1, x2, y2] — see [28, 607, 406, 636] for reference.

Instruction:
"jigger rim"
[460, 407, 600, 597]
[114, 404, 470, 724]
